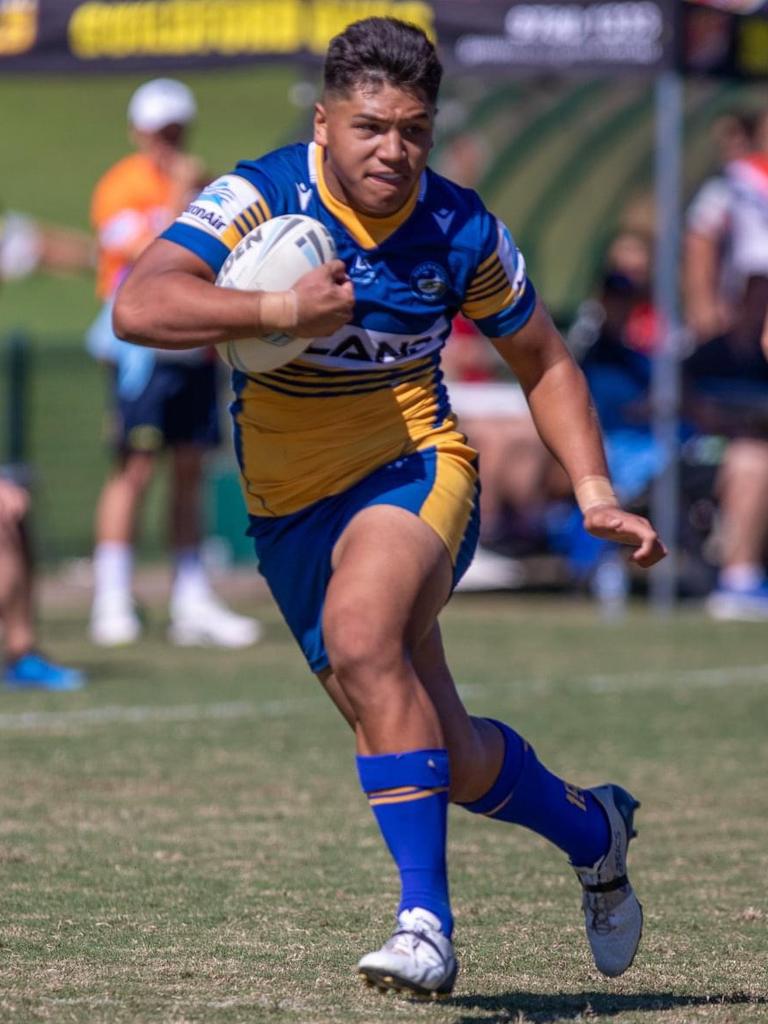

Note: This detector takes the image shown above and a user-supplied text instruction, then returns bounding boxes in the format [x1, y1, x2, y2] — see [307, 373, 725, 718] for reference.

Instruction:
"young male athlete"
[114, 19, 666, 997]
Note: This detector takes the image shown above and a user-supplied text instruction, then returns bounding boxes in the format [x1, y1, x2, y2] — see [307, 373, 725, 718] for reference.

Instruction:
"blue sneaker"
[4, 652, 86, 691]
[706, 581, 768, 621]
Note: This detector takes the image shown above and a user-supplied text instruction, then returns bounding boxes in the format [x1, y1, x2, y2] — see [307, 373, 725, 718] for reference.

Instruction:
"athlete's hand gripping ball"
[294, 259, 355, 338]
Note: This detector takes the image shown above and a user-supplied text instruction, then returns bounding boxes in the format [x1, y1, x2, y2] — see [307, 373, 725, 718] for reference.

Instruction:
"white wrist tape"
[575, 475, 618, 513]
[258, 289, 298, 332]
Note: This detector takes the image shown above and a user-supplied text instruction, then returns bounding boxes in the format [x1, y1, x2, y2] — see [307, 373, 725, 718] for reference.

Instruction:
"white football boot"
[573, 783, 643, 977]
[168, 591, 262, 648]
[89, 595, 142, 646]
[358, 907, 457, 998]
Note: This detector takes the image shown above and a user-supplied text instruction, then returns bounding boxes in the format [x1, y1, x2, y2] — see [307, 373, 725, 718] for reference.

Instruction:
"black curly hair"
[323, 17, 442, 106]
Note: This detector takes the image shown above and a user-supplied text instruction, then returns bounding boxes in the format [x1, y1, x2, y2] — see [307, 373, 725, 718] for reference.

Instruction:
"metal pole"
[651, 71, 684, 612]
[4, 331, 31, 486]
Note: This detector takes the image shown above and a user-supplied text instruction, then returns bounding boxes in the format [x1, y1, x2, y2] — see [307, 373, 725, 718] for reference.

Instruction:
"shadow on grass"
[449, 990, 767, 1023]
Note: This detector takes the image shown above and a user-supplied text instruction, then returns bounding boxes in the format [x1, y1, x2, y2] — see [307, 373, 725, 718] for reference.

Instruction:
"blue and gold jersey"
[162, 142, 536, 517]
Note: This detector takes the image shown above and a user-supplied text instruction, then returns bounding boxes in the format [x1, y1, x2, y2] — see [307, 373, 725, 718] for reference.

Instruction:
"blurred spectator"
[0, 473, 85, 690]
[710, 110, 757, 164]
[1, 207, 93, 282]
[683, 110, 768, 619]
[87, 79, 261, 648]
[1, 210, 91, 689]
[442, 315, 560, 590]
[562, 231, 670, 608]
[684, 109, 759, 343]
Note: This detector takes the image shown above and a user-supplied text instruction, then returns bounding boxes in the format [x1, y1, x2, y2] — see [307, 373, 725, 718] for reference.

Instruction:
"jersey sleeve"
[686, 177, 731, 239]
[161, 171, 273, 275]
[461, 213, 536, 338]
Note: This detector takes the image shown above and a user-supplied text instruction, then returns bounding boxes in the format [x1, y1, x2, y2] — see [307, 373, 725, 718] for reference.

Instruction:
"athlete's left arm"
[491, 299, 666, 568]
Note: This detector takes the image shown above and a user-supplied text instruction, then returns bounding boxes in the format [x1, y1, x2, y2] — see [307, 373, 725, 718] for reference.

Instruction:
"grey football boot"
[573, 784, 642, 977]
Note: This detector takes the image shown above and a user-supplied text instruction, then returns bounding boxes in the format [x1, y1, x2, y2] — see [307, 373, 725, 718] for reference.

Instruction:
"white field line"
[583, 663, 768, 693]
[0, 697, 323, 732]
[0, 664, 764, 733]
[459, 664, 768, 698]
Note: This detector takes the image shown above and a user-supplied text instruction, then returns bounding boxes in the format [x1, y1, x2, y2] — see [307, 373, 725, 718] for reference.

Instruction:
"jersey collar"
[310, 142, 425, 250]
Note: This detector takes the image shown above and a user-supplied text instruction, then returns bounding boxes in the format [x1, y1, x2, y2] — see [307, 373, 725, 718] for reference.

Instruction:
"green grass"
[0, 64, 303, 332]
[1, 593, 766, 1023]
[0, 65, 305, 562]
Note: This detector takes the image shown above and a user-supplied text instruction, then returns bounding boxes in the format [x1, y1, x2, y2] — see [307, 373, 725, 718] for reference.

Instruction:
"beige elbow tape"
[575, 475, 618, 513]
[257, 289, 299, 332]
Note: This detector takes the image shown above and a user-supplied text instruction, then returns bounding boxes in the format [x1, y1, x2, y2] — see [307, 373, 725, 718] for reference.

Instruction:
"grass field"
[1, 591, 766, 1024]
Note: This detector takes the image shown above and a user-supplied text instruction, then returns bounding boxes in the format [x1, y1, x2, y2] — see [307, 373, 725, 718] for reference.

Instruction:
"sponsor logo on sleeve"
[177, 174, 262, 238]
[497, 220, 527, 300]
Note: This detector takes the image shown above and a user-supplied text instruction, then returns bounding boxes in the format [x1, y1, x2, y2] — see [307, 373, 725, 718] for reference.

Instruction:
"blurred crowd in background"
[1, 75, 768, 690]
[442, 105, 768, 618]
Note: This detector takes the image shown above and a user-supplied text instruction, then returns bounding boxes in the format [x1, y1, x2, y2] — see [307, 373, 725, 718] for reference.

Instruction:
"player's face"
[314, 82, 434, 217]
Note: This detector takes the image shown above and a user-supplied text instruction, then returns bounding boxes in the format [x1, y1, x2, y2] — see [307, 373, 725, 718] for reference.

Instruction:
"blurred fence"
[1, 331, 130, 562]
[0, 332, 249, 565]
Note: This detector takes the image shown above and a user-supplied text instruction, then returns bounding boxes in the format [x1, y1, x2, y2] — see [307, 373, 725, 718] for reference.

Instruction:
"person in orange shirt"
[87, 79, 261, 648]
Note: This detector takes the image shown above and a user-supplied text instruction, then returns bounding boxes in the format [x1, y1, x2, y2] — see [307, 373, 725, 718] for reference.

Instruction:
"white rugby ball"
[215, 214, 337, 373]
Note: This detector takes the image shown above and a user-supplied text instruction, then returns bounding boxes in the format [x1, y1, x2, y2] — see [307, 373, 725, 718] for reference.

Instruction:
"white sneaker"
[90, 596, 142, 646]
[574, 784, 643, 978]
[358, 908, 457, 998]
[168, 592, 262, 648]
[706, 582, 768, 621]
[455, 546, 525, 592]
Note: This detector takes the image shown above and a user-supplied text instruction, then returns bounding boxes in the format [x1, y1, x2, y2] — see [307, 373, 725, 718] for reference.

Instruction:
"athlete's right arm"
[113, 238, 354, 350]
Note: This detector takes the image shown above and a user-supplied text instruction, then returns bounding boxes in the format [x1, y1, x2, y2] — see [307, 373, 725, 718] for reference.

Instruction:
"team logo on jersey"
[410, 261, 449, 303]
[432, 208, 455, 234]
[349, 254, 376, 285]
[296, 182, 312, 211]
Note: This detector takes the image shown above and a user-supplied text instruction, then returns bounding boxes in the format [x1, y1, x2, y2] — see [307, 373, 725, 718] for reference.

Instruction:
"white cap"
[127, 78, 197, 133]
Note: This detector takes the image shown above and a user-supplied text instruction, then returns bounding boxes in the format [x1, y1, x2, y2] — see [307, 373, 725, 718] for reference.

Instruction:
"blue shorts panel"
[114, 362, 221, 452]
[248, 447, 480, 672]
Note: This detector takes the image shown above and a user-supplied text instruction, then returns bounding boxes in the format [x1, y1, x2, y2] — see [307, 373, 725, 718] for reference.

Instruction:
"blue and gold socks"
[460, 719, 610, 868]
[357, 748, 453, 937]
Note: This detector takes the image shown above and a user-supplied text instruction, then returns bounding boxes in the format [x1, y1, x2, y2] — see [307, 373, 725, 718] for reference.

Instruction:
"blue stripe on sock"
[358, 749, 453, 937]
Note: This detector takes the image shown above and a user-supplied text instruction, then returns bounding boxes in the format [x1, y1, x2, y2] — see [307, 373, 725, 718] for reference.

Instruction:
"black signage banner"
[445, 0, 677, 73]
[0, 0, 677, 74]
[684, 0, 768, 76]
[0, 0, 765, 78]
[687, 1, 768, 12]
